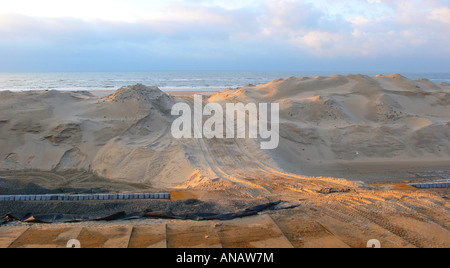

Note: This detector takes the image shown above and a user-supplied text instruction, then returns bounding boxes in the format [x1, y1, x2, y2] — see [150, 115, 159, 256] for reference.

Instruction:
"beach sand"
[0, 74, 449, 248]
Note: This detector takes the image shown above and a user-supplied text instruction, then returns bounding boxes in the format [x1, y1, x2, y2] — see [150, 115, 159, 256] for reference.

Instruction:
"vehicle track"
[185, 96, 356, 194]
[181, 96, 450, 248]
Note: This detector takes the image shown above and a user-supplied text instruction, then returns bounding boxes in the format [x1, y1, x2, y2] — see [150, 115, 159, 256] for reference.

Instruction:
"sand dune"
[0, 85, 199, 188]
[1, 75, 449, 248]
[210, 74, 450, 177]
[0, 75, 449, 188]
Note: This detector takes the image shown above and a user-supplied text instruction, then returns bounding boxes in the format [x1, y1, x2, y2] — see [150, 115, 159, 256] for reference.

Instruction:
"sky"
[0, 0, 449, 72]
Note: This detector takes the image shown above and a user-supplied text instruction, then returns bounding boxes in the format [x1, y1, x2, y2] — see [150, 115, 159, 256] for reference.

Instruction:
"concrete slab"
[389, 215, 450, 248]
[217, 215, 294, 248]
[128, 225, 167, 248]
[76, 226, 133, 248]
[167, 221, 223, 248]
[312, 214, 416, 248]
[272, 212, 352, 248]
[9, 227, 83, 248]
[0, 227, 29, 248]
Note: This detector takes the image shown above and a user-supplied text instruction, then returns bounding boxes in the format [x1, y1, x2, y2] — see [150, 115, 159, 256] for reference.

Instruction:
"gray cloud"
[0, 0, 449, 71]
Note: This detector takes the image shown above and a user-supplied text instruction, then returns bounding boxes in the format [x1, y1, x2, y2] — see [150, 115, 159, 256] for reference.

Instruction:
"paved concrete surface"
[0, 215, 294, 248]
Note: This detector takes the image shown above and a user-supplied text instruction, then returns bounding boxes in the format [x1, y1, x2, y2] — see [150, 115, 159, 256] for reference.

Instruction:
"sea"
[0, 71, 449, 92]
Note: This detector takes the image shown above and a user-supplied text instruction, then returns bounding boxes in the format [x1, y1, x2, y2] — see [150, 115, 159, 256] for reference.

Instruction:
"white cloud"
[347, 16, 373, 25]
[302, 31, 343, 49]
[430, 7, 450, 24]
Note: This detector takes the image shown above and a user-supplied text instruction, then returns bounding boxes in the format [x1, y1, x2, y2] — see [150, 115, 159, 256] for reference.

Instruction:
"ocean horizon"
[0, 71, 449, 92]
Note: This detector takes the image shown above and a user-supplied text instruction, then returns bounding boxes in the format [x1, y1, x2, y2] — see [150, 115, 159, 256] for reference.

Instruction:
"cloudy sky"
[0, 0, 449, 72]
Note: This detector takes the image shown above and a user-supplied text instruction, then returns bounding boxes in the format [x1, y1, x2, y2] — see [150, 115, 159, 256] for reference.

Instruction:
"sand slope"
[0, 85, 200, 187]
[209, 74, 450, 176]
[1, 76, 449, 248]
[0, 75, 449, 188]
